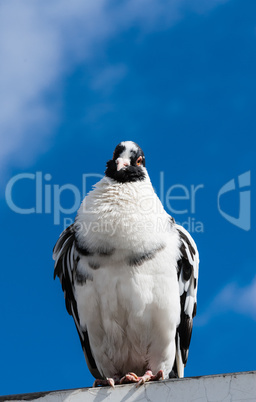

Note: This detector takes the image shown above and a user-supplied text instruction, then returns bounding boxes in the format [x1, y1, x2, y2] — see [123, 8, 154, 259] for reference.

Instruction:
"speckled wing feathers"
[53, 225, 101, 379]
[174, 223, 199, 378]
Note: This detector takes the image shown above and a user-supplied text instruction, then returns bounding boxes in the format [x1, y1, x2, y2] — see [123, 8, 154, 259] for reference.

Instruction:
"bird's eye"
[136, 156, 143, 166]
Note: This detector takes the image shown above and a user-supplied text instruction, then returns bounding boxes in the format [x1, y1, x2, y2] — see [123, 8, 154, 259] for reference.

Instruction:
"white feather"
[74, 174, 181, 378]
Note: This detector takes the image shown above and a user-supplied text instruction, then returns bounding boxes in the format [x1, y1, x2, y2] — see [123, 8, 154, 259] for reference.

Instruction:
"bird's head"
[105, 141, 146, 183]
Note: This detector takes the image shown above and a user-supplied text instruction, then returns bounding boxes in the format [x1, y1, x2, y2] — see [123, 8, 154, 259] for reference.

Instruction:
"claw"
[93, 369, 164, 388]
[136, 370, 164, 387]
[120, 369, 164, 387]
[107, 378, 115, 388]
[93, 378, 115, 388]
[120, 372, 139, 384]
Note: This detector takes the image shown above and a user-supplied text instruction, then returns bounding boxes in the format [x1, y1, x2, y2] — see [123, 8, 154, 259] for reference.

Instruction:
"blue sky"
[1, 0, 255, 396]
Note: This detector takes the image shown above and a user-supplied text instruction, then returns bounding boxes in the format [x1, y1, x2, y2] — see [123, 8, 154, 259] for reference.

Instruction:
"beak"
[116, 157, 130, 171]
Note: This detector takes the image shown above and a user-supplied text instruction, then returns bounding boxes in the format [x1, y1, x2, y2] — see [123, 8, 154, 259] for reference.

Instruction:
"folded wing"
[173, 223, 199, 378]
[53, 224, 101, 379]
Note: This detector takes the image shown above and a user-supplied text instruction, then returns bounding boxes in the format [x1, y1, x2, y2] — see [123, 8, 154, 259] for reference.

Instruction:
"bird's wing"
[53, 224, 102, 379]
[173, 223, 199, 378]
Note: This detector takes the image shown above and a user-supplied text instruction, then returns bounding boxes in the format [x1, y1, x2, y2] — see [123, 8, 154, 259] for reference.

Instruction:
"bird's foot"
[93, 377, 118, 388]
[93, 370, 164, 388]
[120, 369, 164, 386]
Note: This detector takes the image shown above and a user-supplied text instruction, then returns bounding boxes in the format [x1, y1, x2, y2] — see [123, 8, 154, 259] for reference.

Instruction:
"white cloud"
[228, 277, 256, 319]
[0, 0, 229, 186]
[196, 276, 256, 326]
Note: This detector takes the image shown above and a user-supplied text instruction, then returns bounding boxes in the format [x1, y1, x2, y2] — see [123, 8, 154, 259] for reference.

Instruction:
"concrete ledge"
[1, 371, 255, 402]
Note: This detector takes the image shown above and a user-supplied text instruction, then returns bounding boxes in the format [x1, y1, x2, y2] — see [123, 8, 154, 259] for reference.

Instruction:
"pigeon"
[53, 141, 199, 387]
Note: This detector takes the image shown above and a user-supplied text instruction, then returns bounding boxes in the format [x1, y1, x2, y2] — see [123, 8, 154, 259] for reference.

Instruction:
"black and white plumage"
[53, 141, 199, 385]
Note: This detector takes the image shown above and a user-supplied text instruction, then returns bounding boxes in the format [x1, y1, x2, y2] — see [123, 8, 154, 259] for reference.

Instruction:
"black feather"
[172, 226, 198, 376]
[105, 159, 146, 183]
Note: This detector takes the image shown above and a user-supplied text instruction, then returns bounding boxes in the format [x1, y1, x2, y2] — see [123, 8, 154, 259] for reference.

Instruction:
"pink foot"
[93, 377, 116, 388]
[93, 370, 164, 388]
[120, 370, 164, 386]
